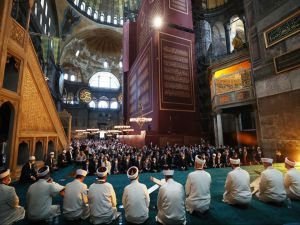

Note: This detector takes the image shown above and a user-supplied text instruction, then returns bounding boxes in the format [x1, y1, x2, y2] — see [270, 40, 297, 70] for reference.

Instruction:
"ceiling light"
[75, 50, 80, 57]
[153, 16, 163, 29]
[119, 61, 123, 68]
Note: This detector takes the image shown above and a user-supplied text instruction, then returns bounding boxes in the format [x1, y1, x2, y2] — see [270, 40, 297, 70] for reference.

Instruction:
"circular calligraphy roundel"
[79, 89, 92, 103]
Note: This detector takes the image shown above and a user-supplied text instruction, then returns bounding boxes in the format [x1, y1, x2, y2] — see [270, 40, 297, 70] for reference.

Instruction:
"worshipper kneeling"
[63, 169, 90, 221]
[88, 167, 121, 225]
[122, 166, 150, 224]
[19, 155, 37, 183]
[45, 152, 58, 172]
[0, 169, 25, 225]
[156, 166, 186, 225]
[284, 157, 300, 200]
[255, 158, 286, 204]
[223, 158, 252, 206]
[185, 155, 211, 215]
[26, 166, 65, 224]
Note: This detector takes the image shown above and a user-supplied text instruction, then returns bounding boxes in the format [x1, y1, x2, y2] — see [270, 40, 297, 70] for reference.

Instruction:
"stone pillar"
[213, 115, 218, 147]
[235, 114, 241, 148]
[224, 23, 231, 53]
[216, 112, 224, 147]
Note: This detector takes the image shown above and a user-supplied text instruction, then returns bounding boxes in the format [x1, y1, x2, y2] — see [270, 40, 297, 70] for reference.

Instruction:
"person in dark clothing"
[19, 156, 37, 183]
[57, 150, 68, 168]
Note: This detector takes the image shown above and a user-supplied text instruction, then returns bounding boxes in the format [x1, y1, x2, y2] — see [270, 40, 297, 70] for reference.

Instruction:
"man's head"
[37, 166, 50, 179]
[0, 168, 11, 185]
[127, 166, 139, 181]
[50, 152, 55, 158]
[29, 156, 36, 164]
[284, 157, 296, 169]
[230, 158, 240, 169]
[96, 167, 108, 181]
[261, 158, 273, 169]
[195, 155, 206, 169]
[75, 169, 87, 182]
[162, 165, 174, 180]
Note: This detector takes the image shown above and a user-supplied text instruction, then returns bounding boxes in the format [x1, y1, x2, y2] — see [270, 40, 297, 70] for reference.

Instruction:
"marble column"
[224, 23, 231, 53]
[216, 113, 224, 147]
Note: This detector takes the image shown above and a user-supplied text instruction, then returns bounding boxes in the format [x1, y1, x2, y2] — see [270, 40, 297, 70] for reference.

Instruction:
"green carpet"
[13, 164, 300, 225]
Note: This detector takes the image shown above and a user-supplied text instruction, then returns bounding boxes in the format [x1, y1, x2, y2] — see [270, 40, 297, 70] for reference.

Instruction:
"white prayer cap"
[163, 169, 174, 176]
[29, 156, 36, 161]
[285, 157, 296, 167]
[37, 166, 50, 177]
[261, 158, 273, 164]
[195, 155, 206, 168]
[63, 150, 67, 154]
[127, 166, 139, 179]
[0, 169, 10, 179]
[212, 153, 216, 157]
[230, 158, 240, 165]
[76, 169, 87, 177]
[96, 167, 108, 178]
[50, 152, 55, 155]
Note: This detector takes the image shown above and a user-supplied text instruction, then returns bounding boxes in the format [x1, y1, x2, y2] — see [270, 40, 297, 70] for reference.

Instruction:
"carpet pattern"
[13, 164, 300, 225]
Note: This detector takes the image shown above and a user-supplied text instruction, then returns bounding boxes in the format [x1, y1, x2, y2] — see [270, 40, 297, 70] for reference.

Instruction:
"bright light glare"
[153, 16, 163, 29]
[75, 50, 80, 57]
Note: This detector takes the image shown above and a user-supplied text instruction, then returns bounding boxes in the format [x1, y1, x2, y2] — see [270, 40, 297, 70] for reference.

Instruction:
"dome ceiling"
[60, 28, 122, 83]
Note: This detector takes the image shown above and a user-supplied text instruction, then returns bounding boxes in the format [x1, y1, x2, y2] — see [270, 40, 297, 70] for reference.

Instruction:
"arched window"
[114, 16, 118, 25]
[80, 2, 86, 11]
[107, 15, 111, 23]
[74, 0, 79, 6]
[110, 98, 118, 109]
[212, 22, 227, 56]
[45, 3, 48, 17]
[100, 13, 105, 22]
[94, 11, 98, 20]
[89, 72, 120, 89]
[34, 3, 38, 16]
[98, 97, 109, 108]
[70, 75, 76, 82]
[89, 101, 96, 108]
[41, 0, 45, 8]
[40, 14, 43, 25]
[120, 17, 124, 25]
[230, 16, 245, 52]
[87, 7, 92, 16]
[67, 92, 74, 104]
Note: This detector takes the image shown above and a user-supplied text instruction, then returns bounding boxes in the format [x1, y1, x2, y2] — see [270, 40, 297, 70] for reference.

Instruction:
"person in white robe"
[185, 155, 211, 214]
[156, 167, 186, 225]
[0, 169, 25, 225]
[284, 157, 300, 200]
[63, 169, 90, 221]
[223, 158, 252, 205]
[26, 166, 65, 223]
[256, 158, 286, 203]
[88, 167, 120, 224]
[122, 166, 150, 224]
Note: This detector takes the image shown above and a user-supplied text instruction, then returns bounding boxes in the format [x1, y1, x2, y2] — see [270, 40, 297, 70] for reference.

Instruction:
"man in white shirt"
[0, 169, 25, 225]
[63, 169, 90, 221]
[223, 158, 252, 205]
[256, 158, 286, 203]
[284, 157, 300, 200]
[88, 167, 120, 224]
[26, 166, 65, 223]
[156, 167, 186, 225]
[185, 155, 211, 215]
[122, 166, 150, 224]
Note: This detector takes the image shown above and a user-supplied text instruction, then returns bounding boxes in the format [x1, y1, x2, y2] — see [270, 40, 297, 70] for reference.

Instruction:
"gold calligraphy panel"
[128, 40, 153, 117]
[159, 32, 195, 111]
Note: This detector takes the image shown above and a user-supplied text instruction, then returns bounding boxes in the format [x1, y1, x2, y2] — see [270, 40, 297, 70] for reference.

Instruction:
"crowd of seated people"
[39, 138, 265, 176]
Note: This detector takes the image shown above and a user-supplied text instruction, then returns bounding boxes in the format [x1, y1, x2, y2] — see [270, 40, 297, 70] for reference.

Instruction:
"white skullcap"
[285, 157, 296, 167]
[96, 167, 108, 178]
[212, 153, 216, 157]
[127, 166, 139, 179]
[163, 169, 174, 176]
[37, 166, 50, 177]
[0, 169, 10, 179]
[261, 158, 273, 164]
[50, 152, 55, 155]
[29, 156, 36, 161]
[76, 169, 87, 177]
[63, 150, 67, 154]
[195, 155, 206, 168]
[230, 158, 240, 165]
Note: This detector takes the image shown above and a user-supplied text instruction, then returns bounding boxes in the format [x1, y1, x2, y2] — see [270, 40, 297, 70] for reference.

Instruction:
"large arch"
[0, 101, 15, 168]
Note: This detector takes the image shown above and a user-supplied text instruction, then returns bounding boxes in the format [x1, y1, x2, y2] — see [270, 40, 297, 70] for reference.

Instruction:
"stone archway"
[35, 141, 43, 161]
[17, 142, 29, 166]
[0, 102, 15, 168]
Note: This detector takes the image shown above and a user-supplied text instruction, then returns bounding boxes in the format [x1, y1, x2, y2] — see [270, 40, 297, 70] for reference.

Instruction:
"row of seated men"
[31, 145, 265, 181]
[1, 155, 299, 225]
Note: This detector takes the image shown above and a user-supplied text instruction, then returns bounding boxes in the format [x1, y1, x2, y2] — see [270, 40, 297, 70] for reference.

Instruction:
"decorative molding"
[263, 9, 300, 48]
[10, 19, 25, 47]
[274, 47, 300, 74]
